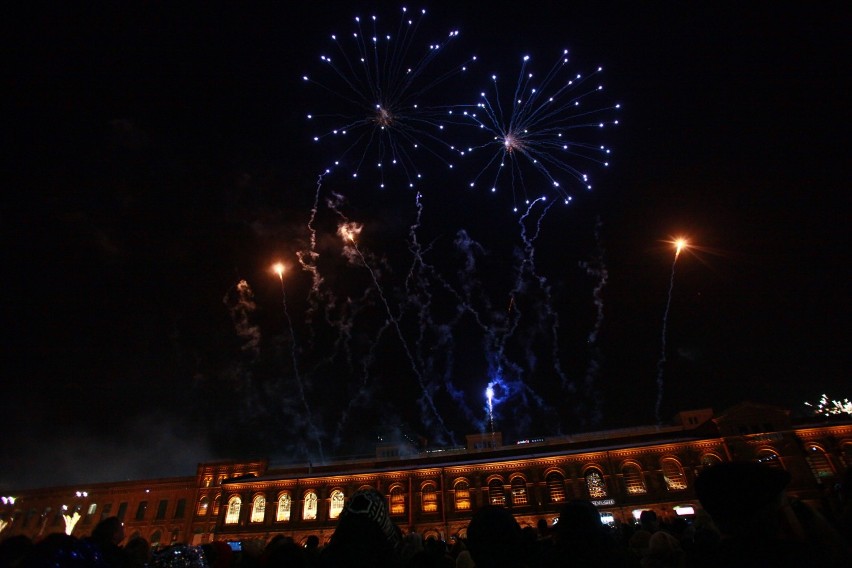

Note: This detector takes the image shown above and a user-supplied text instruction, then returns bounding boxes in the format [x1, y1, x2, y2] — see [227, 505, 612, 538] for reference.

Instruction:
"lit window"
[547, 472, 566, 503]
[757, 449, 783, 469]
[454, 480, 471, 511]
[303, 491, 318, 521]
[661, 458, 688, 491]
[488, 479, 506, 505]
[196, 497, 209, 517]
[422, 483, 438, 513]
[87, 503, 97, 516]
[585, 470, 607, 498]
[390, 486, 405, 516]
[225, 496, 241, 524]
[511, 477, 528, 506]
[212, 495, 221, 516]
[251, 495, 265, 523]
[701, 454, 722, 468]
[329, 490, 345, 519]
[276, 493, 291, 522]
[622, 464, 647, 494]
[806, 446, 834, 482]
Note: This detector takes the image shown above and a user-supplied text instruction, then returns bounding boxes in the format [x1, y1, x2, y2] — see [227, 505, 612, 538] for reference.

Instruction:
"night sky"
[4, 1, 849, 491]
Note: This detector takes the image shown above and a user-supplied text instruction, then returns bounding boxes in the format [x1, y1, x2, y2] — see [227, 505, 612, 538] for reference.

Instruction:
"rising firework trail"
[274, 263, 325, 462]
[336, 220, 455, 444]
[655, 238, 687, 424]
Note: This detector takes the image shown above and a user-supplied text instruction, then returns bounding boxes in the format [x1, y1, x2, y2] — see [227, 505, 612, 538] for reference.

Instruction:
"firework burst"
[303, 8, 476, 189]
[805, 394, 852, 416]
[459, 50, 620, 211]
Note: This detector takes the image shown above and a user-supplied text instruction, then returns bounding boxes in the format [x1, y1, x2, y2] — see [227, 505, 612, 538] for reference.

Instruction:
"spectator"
[543, 499, 629, 567]
[465, 505, 524, 568]
[88, 516, 128, 567]
[319, 488, 402, 568]
[694, 460, 845, 567]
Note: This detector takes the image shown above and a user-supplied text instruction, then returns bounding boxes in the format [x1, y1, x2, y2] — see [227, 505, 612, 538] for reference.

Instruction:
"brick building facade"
[2, 402, 849, 548]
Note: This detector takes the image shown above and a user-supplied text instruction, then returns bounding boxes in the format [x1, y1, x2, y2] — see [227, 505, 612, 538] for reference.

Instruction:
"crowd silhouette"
[2, 462, 849, 567]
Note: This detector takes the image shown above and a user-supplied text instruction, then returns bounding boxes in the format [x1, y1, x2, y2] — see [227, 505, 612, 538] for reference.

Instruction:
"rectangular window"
[136, 501, 148, 521]
[276, 496, 291, 522]
[174, 499, 186, 519]
[83, 503, 97, 524]
[156, 500, 168, 520]
[117, 502, 128, 521]
[101, 503, 112, 521]
[422, 491, 438, 513]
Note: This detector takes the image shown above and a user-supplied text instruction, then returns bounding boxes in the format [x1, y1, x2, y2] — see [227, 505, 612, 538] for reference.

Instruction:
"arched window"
[250, 495, 265, 523]
[585, 469, 607, 498]
[806, 445, 834, 482]
[756, 449, 783, 469]
[454, 480, 471, 511]
[303, 491, 318, 520]
[329, 490, 345, 519]
[622, 463, 647, 494]
[661, 458, 688, 490]
[212, 495, 221, 516]
[150, 530, 161, 549]
[421, 483, 438, 513]
[546, 472, 566, 503]
[511, 477, 528, 506]
[224, 496, 241, 524]
[196, 497, 209, 517]
[488, 479, 506, 505]
[700, 453, 723, 468]
[276, 493, 291, 522]
[389, 486, 405, 516]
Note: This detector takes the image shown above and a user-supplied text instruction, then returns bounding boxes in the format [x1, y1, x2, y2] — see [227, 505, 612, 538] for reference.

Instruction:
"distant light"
[674, 505, 695, 516]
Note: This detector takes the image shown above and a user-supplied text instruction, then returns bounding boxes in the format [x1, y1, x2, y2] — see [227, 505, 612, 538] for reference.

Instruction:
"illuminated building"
[1, 402, 849, 546]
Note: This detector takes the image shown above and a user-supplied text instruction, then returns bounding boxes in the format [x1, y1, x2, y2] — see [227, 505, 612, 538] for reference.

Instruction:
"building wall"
[2, 404, 850, 547]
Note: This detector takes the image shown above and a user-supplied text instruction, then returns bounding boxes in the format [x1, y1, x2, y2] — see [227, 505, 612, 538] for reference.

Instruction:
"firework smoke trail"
[402, 193, 482, 427]
[327, 194, 454, 443]
[584, 216, 608, 345]
[331, 318, 393, 451]
[578, 216, 607, 427]
[220, 280, 270, 442]
[655, 239, 686, 424]
[343, 226, 454, 444]
[513, 197, 569, 392]
[459, 198, 556, 435]
[223, 280, 262, 359]
[274, 265, 325, 462]
[296, 174, 327, 332]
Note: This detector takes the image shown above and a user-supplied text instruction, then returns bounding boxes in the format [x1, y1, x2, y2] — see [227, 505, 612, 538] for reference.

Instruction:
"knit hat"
[339, 488, 401, 551]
